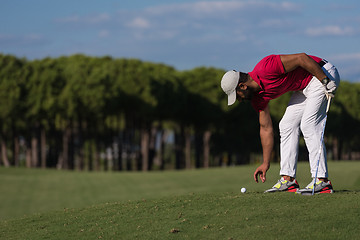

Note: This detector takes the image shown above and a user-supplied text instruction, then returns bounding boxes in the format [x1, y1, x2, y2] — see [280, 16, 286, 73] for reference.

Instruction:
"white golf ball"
[241, 187, 247, 193]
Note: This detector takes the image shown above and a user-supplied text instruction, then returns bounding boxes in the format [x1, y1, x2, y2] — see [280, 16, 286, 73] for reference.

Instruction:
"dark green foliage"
[0, 53, 359, 170]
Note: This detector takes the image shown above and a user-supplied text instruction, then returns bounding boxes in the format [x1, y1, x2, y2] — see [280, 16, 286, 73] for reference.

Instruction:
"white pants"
[279, 61, 340, 178]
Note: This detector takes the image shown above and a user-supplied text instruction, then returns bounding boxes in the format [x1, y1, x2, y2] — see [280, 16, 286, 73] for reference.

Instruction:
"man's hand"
[254, 163, 270, 183]
[321, 77, 337, 98]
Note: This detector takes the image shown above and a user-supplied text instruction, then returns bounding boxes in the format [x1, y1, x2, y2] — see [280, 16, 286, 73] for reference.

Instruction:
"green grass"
[0, 161, 359, 239]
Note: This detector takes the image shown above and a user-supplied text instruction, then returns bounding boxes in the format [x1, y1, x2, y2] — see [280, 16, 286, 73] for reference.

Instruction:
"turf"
[0, 161, 359, 239]
[1, 191, 359, 240]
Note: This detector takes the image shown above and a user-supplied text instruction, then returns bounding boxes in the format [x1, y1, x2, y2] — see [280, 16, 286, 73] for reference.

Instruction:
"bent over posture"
[221, 53, 340, 194]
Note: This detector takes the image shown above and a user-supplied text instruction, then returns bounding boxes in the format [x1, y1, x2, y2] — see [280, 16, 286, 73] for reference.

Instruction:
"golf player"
[221, 53, 340, 194]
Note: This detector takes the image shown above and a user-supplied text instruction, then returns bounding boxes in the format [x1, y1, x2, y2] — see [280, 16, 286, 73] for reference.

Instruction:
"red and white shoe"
[264, 177, 300, 193]
[296, 178, 334, 195]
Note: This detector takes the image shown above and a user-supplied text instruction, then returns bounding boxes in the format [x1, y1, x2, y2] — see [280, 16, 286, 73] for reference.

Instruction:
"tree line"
[0, 54, 359, 171]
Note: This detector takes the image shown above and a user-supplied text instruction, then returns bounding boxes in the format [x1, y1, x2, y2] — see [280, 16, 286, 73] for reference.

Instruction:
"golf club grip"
[326, 96, 332, 113]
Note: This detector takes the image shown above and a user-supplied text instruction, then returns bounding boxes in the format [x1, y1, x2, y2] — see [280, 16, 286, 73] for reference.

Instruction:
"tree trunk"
[141, 127, 149, 171]
[194, 132, 202, 168]
[126, 149, 132, 171]
[175, 124, 185, 169]
[333, 137, 343, 161]
[63, 126, 70, 169]
[68, 122, 75, 170]
[159, 130, 167, 170]
[57, 125, 71, 169]
[26, 145, 32, 168]
[77, 117, 85, 170]
[105, 147, 113, 171]
[31, 135, 38, 167]
[87, 140, 93, 171]
[158, 128, 167, 170]
[112, 135, 121, 171]
[185, 127, 191, 169]
[0, 137, 10, 167]
[12, 122, 19, 166]
[203, 130, 211, 168]
[41, 128, 46, 168]
[148, 125, 157, 171]
[338, 138, 343, 160]
[13, 136, 20, 167]
[115, 134, 122, 171]
[227, 152, 233, 166]
[94, 138, 101, 171]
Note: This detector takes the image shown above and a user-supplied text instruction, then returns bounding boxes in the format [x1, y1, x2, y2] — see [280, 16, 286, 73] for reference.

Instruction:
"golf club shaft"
[312, 96, 332, 195]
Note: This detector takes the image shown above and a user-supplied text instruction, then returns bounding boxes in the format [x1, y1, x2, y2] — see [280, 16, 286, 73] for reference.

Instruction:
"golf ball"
[241, 187, 247, 193]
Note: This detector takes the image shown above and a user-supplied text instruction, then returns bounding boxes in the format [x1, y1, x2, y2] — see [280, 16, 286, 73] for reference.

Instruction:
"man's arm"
[280, 53, 327, 81]
[253, 105, 274, 183]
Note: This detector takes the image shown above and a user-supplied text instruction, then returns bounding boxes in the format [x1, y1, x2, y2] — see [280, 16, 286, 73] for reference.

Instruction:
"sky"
[1, 0, 360, 82]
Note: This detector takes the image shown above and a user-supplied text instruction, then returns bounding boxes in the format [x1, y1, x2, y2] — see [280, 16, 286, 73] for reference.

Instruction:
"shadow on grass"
[334, 189, 360, 193]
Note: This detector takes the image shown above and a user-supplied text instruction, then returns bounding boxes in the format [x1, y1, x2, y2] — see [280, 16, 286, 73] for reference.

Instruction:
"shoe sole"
[264, 187, 299, 193]
[296, 189, 334, 195]
[287, 186, 299, 192]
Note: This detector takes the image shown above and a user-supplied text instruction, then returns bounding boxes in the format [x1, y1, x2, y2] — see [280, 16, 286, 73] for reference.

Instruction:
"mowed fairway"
[0, 161, 359, 239]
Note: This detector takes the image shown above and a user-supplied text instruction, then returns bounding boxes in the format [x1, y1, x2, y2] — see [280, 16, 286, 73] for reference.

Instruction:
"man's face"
[236, 86, 254, 103]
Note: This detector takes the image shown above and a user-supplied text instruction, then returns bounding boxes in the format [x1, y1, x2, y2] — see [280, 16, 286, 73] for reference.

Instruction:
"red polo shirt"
[249, 54, 322, 112]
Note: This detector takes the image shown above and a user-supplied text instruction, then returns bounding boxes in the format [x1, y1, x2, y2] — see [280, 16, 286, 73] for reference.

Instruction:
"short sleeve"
[255, 55, 285, 80]
[251, 94, 269, 112]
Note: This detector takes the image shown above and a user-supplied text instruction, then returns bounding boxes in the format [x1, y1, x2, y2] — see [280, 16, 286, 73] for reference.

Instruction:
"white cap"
[221, 70, 240, 106]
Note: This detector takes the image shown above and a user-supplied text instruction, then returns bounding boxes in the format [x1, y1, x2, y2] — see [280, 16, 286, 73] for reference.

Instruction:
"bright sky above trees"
[1, 0, 360, 81]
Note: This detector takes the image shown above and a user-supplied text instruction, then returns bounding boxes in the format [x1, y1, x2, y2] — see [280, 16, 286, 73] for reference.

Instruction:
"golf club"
[312, 96, 332, 195]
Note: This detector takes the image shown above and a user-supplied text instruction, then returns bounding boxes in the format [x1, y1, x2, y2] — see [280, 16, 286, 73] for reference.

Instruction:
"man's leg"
[301, 62, 340, 178]
[263, 92, 305, 193]
[279, 91, 306, 178]
[300, 78, 328, 178]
